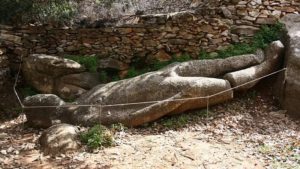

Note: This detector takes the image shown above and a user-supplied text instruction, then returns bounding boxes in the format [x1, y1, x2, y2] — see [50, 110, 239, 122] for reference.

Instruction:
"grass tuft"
[80, 125, 114, 150]
[199, 22, 284, 59]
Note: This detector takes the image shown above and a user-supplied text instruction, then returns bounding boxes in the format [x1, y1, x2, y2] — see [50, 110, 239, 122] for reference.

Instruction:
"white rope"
[13, 55, 25, 108]
[14, 66, 287, 109]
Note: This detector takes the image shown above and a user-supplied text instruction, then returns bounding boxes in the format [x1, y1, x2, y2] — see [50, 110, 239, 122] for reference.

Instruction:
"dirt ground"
[0, 86, 300, 169]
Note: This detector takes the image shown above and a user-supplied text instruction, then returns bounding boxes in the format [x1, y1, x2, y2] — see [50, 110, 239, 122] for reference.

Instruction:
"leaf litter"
[0, 90, 299, 169]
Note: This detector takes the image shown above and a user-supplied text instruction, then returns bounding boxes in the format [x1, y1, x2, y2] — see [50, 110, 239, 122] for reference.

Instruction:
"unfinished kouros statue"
[24, 41, 284, 127]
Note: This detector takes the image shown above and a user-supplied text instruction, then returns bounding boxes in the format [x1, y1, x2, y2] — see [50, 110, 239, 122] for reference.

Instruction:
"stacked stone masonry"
[0, 0, 299, 75]
[0, 46, 10, 86]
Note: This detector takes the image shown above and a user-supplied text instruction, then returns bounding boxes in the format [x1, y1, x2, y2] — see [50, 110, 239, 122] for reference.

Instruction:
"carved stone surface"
[22, 54, 100, 99]
[23, 48, 277, 127]
[279, 14, 300, 118]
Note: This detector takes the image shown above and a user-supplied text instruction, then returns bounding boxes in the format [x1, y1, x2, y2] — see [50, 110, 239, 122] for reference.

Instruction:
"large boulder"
[224, 41, 284, 91]
[23, 54, 85, 79]
[22, 54, 85, 94]
[279, 14, 300, 118]
[39, 124, 80, 155]
[22, 54, 100, 99]
[23, 94, 66, 128]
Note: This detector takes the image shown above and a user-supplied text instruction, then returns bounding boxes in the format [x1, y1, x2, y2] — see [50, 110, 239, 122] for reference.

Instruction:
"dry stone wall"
[0, 49, 9, 86]
[0, 0, 299, 75]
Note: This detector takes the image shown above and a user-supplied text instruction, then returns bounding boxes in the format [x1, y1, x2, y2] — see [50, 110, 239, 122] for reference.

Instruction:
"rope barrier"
[14, 66, 287, 109]
[13, 55, 25, 108]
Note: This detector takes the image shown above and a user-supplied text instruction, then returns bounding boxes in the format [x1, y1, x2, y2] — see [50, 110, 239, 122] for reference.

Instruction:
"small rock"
[39, 124, 80, 155]
[0, 133, 8, 139]
[23, 94, 65, 128]
[7, 147, 14, 153]
[1, 150, 7, 155]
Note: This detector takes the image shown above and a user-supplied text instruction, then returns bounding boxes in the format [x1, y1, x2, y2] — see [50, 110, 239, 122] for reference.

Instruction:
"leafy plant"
[99, 71, 109, 82]
[252, 22, 285, 49]
[111, 76, 120, 81]
[80, 125, 113, 149]
[0, 0, 77, 25]
[125, 67, 148, 78]
[199, 50, 211, 60]
[65, 55, 98, 73]
[217, 43, 256, 58]
[156, 110, 208, 129]
[110, 123, 128, 132]
[150, 61, 169, 71]
[198, 23, 284, 59]
[173, 54, 191, 62]
[258, 144, 273, 154]
[160, 114, 190, 129]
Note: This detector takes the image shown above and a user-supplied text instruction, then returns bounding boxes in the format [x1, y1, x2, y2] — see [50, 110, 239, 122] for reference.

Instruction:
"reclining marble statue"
[23, 41, 284, 128]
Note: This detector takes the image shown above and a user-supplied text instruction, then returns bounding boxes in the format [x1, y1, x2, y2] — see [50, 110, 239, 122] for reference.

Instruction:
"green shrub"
[252, 22, 285, 49]
[80, 125, 113, 149]
[99, 71, 108, 82]
[111, 76, 120, 81]
[110, 123, 128, 132]
[173, 54, 191, 62]
[157, 110, 208, 129]
[199, 50, 211, 60]
[161, 115, 190, 129]
[199, 23, 284, 59]
[151, 61, 170, 71]
[217, 43, 256, 58]
[0, 0, 76, 25]
[65, 55, 98, 73]
[125, 67, 148, 78]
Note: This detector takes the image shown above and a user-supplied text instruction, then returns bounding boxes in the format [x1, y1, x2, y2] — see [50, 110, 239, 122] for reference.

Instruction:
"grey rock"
[0, 33, 22, 45]
[221, 7, 232, 19]
[231, 25, 260, 36]
[22, 54, 93, 99]
[256, 17, 277, 25]
[39, 124, 80, 155]
[279, 14, 300, 118]
[23, 54, 85, 78]
[55, 83, 87, 100]
[24, 94, 66, 128]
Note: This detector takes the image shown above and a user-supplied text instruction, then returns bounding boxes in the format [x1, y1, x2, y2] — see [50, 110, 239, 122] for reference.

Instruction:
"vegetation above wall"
[0, 0, 229, 25]
[0, 0, 76, 25]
